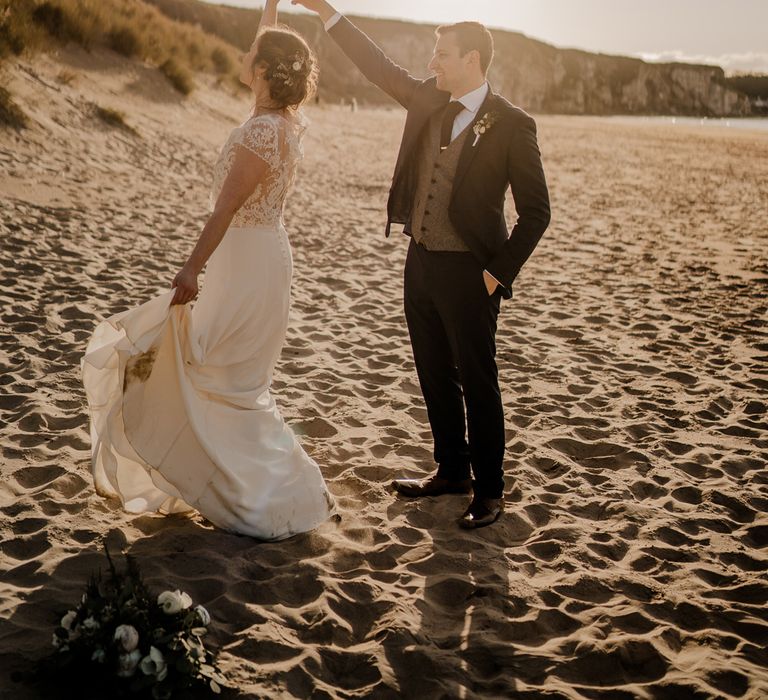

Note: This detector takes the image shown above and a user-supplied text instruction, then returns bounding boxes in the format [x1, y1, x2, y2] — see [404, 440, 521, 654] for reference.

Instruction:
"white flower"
[195, 605, 211, 626]
[116, 649, 142, 678]
[60, 610, 77, 631]
[292, 60, 302, 71]
[114, 624, 140, 652]
[140, 646, 168, 681]
[91, 648, 106, 664]
[157, 589, 192, 614]
[471, 110, 499, 147]
[82, 616, 100, 631]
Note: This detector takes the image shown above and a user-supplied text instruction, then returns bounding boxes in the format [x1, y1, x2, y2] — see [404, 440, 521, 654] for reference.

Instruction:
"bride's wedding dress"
[81, 111, 335, 540]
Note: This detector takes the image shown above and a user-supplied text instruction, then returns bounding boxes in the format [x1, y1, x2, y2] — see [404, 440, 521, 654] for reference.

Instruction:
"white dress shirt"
[324, 12, 342, 31]
[447, 82, 489, 142]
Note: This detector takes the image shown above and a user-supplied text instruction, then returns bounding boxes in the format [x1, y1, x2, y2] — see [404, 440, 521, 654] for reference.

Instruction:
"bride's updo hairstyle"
[253, 26, 318, 109]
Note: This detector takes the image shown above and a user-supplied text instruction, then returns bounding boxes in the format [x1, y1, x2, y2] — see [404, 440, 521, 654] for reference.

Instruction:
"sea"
[601, 116, 768, 132]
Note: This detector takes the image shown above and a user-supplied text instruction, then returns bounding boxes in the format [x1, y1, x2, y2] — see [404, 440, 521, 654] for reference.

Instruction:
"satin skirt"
[81, 225, 335, 540]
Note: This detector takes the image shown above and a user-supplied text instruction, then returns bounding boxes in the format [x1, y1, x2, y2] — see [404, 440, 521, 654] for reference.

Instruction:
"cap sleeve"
[232, 116, 281, 170]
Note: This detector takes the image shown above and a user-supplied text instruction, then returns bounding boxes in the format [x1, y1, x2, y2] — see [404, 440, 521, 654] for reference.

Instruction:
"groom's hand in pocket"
[483, 270, 500, 296]
[171, 264, 199, 306]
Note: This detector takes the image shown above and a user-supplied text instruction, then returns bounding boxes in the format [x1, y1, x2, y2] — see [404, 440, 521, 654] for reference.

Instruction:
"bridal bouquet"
[47, 545, 227, 699]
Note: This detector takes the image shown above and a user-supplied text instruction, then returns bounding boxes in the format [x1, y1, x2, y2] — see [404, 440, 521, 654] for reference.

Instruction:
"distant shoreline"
[598, 115, 768, 131]
[327, 104, 768, 131]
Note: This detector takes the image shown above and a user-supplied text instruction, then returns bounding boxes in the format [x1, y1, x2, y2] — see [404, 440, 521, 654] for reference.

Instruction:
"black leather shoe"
[392, 475, 473, 497]
[458, 497, 504, 529]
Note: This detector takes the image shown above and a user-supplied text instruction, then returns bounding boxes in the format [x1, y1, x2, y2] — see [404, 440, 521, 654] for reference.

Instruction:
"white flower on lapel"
[472, 111, 499, 147]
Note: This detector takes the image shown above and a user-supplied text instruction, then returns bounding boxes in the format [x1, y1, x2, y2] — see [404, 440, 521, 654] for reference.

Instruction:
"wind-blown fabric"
[82, 110, 334, 540]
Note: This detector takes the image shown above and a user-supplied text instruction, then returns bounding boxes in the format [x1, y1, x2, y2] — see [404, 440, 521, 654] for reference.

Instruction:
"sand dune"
[1, 46, 767, 698]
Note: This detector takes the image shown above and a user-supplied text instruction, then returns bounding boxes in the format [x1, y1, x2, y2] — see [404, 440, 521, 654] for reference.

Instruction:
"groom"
[293, 1, 551, 528]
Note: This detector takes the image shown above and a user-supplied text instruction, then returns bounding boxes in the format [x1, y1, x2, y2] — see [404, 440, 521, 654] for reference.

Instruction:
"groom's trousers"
[404, 239, 506, 499]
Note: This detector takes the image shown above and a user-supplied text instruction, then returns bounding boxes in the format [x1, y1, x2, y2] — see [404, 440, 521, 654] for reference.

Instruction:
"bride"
[81, 0, 335, 540]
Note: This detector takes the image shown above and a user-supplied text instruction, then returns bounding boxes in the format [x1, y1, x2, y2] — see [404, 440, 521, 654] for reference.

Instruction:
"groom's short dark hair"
[436, 21, 494, 75]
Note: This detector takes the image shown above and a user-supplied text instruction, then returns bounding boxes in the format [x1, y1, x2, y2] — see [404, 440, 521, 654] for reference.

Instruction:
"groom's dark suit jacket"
[328, 17, 551, 298]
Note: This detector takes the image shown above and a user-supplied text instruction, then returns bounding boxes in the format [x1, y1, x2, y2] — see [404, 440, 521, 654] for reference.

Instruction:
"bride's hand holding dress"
[170, 264, 199, 306]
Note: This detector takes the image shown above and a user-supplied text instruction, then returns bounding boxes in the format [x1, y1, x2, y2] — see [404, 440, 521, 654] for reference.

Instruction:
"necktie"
[440, 100, 465, 150]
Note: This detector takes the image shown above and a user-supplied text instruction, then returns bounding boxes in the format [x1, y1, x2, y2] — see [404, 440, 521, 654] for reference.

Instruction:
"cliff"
[148, 0, 752, 117]
[725, 75, 768, 115]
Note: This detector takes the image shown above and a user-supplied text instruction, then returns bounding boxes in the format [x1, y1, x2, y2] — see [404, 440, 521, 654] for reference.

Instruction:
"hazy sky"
[206, 0, 768, 74]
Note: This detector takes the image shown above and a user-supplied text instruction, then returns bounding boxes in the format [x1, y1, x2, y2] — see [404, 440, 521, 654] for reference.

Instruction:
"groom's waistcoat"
[410, 111, 470, 252]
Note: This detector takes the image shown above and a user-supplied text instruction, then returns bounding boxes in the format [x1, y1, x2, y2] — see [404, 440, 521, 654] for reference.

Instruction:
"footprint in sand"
[0, 532, 51, 560]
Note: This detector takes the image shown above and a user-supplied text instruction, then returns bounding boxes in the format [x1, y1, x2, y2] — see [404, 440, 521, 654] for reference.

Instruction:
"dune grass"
[160, 58, 193, 95]
[0, 0, 243, 94]
[210, 46, 234, 75]
[0, 86, 28, 130]
[92, 104, 137, 135]
[106, 25, 143, 58]
[56, 69, 78, 86]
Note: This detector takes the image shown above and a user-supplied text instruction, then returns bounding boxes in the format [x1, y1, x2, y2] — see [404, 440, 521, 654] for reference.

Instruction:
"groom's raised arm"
[292, 0, 421, 109]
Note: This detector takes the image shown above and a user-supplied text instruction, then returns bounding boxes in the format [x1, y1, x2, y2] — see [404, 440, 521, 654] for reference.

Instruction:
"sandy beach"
[1, 46, 767, 698]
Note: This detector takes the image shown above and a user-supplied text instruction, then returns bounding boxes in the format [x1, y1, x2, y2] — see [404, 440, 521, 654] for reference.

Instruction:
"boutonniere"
[472, 111, 499, 147]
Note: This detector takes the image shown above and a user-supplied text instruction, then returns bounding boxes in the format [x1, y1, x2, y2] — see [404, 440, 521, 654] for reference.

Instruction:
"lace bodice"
[210, 111, 307, 227]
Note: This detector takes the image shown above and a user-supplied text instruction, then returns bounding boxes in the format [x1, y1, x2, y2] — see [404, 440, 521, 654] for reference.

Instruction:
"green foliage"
[108, 25, 143, 57]
[160, 58, 194, 95]
[725, 74, 768, 99]
[32, 1, 88, 46]
[145, 0, 265, 51]
[0, 25, 26, 58]
[185, 38, 202, 65]
[0, 86, 28, 129]
[0, 0, 241, 89]
[210, 46, 233, 75]
[43, 542, 227, 699]
[0, 0, 34, 58]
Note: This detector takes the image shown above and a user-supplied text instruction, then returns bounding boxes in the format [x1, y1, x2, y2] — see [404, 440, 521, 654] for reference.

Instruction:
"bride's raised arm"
[258, 0, 280, 35]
